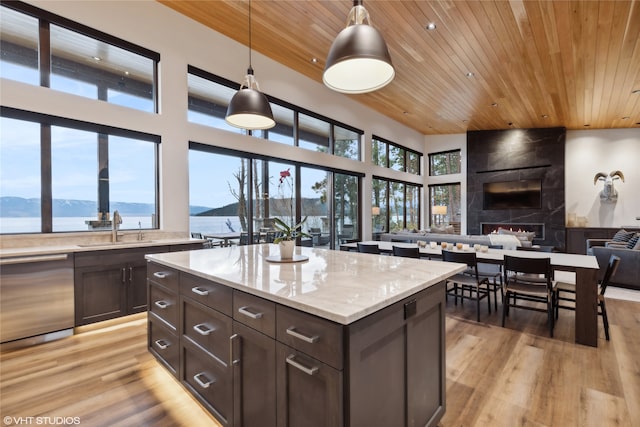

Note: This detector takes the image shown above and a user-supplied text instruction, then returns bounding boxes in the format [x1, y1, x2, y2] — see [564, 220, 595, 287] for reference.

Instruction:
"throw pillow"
[627, 233, 639, 249]
[612, 229, 635, 242]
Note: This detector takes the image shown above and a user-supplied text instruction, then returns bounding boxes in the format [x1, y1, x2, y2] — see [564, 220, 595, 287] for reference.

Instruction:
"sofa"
[587, 230, 640, 290]
[380, 227, 536, 251]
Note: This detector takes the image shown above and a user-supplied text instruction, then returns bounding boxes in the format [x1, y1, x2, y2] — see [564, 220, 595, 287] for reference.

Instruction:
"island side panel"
[346, 282, 446, 427]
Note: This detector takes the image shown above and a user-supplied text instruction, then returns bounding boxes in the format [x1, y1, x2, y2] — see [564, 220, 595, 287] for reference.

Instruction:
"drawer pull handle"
[286, 327, 319, 344]
[286, 354, 318, 376]
[229, 333, 239, 366]
[191, 286, 209, 296]
[238, 306, 263, 319]
[193, 372, 214, 389]
[153, 272, 169, 279]
[193, 323, 214, 336]
[154, 339, 170, 350]
[154, 300, 170, 309]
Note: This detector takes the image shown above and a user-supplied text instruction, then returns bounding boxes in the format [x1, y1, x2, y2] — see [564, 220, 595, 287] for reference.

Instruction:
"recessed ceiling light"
[425, 23, 437, 31]
[466, 72, 475, 78]
[632, 89, 640, 94]
[541, 114, 549, 118]
[403, 111, 409, 115]
[311, 58, 318, 64]
[584, 124, 590, 127]
[622, 116, 630, 120]
[491, 103, 498, 107]
[92, 56, 101, 61]
[462, 119, 468, 123]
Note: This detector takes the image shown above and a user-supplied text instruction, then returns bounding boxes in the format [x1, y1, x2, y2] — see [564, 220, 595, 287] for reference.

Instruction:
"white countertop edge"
[145, 251, 467, 325]
[0, 238, 204, 258]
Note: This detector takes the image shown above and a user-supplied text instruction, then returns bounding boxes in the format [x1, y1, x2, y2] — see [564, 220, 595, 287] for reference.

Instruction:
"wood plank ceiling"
[159, 0, 640, 135]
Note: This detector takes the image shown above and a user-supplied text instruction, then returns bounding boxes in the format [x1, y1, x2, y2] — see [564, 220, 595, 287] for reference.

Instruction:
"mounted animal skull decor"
[593, 170, 625, 202]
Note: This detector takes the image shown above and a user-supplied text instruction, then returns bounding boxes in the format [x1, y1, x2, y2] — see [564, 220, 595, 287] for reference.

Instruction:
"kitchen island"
[146, 244, 465, 427]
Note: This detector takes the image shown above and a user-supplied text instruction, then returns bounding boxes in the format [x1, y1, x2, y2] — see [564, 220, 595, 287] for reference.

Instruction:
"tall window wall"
[0, 2, 161, 235]
[371, 177, 421, 234]
[189, 144, 361, 248]
[187, 66, 362, 160]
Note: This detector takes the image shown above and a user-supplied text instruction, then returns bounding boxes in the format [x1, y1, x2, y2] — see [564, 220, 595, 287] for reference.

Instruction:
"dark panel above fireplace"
[467, 127, 566, 250]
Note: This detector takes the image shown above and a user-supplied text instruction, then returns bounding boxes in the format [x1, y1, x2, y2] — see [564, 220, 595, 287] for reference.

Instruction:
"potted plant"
[273, 169, 310, 258]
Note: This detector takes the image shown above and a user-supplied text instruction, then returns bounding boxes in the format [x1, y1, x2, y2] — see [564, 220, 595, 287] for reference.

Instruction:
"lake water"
[0, 216, 324, 235]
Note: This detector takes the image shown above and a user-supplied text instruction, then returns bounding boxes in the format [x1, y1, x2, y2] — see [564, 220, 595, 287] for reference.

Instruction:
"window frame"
[372, 135, 422, 175]
[1, 106, 160, 234]
[428, 149, 461, 176]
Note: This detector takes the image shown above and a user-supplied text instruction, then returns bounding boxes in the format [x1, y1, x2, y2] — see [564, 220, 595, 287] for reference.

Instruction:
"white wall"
[566, 129, 640, 228]
[1, 0, 424, 239]
[424, 129, 640, 234]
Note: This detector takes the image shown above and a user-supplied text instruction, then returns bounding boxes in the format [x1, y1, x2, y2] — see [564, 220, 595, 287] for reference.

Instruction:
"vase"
[278, 240, 295, 260]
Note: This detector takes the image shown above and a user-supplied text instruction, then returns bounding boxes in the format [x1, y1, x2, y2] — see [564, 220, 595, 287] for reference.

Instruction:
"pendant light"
[323, 0, 395, 94]
[225, 0, 275, 130]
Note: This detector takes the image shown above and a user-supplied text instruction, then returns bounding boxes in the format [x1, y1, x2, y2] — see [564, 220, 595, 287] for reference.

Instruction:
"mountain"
[0, 197, 213, 217]
[196, 198, 327, 216]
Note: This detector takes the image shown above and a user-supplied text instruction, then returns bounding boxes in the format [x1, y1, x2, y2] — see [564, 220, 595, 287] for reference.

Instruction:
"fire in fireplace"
[480, 223, 545, 239]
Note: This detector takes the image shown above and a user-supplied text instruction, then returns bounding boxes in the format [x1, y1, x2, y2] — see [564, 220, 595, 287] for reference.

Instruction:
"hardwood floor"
[1, 296, 638, 427]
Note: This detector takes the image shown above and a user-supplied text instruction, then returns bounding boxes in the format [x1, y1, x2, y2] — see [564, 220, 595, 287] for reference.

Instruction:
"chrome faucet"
[112, 210, 122, 243]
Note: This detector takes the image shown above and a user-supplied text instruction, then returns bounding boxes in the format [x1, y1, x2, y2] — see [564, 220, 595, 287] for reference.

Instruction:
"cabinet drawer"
[147, 262, 179, 292]
[183, 342, 233, 424]
[149, 283, 178, 330]
[181, 273, 232, 317]
[233, 290, 276, 338]
[148, 315, 179, 376]
[182, 296, 232, 364]
[276, 305, 344, 370]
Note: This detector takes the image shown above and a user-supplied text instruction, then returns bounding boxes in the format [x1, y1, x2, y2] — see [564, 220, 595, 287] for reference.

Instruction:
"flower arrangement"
[273, 168, 310, 243]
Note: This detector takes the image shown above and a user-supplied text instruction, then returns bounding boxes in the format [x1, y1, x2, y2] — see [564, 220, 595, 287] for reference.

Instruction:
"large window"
[1, 2, 159, 113]
[428, 183, 461, 233]
[429, 150, 461, 176]
[188, 144, 360, 248]
[372, 177, 421, 234]
[372, 136, 422, 175]
[0, 109, 159, 234]
[187, 66, 362, 159]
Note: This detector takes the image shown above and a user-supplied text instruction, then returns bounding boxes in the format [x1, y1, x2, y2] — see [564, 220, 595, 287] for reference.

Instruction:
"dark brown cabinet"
[147, 260, 446, 427]
[75, 244, 207, 326]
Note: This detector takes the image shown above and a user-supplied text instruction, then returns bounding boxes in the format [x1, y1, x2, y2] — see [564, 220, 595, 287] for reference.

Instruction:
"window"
[372, 136, 421, 175]
[428, 183, 461, 233]
[187, 66, 362, 157]
[298, 113, 330, 153]
[429, 150, 461, 176]
[189, 143, 361, 249]
[0, 109, 160, 234]
[1, 2, 159, 113]
[0, 6, 39, 85]
[372, 176, 422, 234]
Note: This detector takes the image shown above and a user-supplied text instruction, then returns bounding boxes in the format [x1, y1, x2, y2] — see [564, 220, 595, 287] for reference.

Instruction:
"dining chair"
[555, 254, 620, 340]
[392, 245, 420, 258]
[357, 243, 380, 254]
[502, 255, 557, 337]
[442, 250, 491, 322]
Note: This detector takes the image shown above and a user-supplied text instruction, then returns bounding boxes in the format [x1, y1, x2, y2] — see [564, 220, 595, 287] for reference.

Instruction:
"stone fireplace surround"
[466, 128, 566, 251]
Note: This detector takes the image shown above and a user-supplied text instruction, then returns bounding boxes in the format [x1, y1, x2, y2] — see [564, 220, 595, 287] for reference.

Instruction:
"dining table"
[340, 241, 601, 347]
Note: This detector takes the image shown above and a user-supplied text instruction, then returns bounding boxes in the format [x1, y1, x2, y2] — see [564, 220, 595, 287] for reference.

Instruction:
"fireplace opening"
[481, 223, 545, 240]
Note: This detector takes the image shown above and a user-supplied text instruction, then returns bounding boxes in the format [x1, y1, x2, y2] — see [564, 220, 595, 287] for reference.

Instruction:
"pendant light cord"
[248, 0, 253, 74]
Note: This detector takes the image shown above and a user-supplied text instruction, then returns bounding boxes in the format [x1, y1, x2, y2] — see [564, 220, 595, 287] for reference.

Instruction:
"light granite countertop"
[146, 244, 466, 325]
[0, 238, 204, 259]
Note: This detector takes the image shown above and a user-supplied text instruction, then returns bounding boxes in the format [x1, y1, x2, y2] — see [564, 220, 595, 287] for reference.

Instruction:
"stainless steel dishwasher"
[0, 253, 75, 346]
